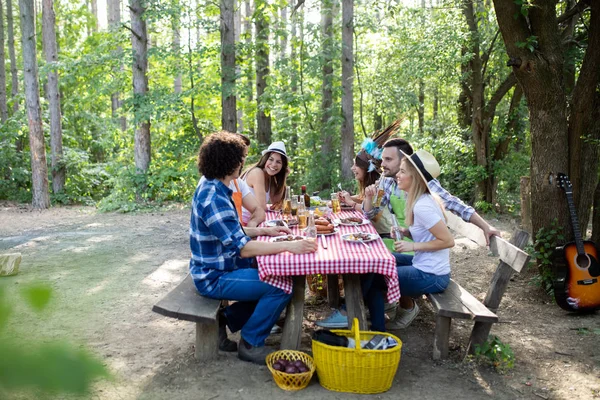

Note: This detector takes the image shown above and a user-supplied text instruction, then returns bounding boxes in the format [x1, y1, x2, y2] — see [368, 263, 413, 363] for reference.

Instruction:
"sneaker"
[386, 303, 419, 330]
[237, 337, 275, 365]
[315, 309, 348, 329]
[270, 325, 282, 334]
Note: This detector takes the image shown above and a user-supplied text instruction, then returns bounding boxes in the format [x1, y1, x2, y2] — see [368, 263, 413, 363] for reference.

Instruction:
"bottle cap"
[301, 185, 306, 191]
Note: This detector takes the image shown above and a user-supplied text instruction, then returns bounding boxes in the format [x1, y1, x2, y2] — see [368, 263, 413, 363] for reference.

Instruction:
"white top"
[240, 181, 270, 223]
[198, 177, 251, 197]
[409, 194, 450, 276]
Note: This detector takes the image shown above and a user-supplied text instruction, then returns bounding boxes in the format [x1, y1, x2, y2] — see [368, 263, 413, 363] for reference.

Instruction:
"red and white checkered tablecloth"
[256, 210, 400, 303]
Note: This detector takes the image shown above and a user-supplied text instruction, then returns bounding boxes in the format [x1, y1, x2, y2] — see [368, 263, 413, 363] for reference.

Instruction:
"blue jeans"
[199, 268, 292, 347]
[396, 264, 450, 298]
[393, 252, 414, 266]
[360, 273, 387, 332]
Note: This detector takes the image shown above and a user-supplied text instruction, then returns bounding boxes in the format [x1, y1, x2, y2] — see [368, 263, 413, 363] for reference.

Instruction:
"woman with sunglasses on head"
[240, 142, 289, 220]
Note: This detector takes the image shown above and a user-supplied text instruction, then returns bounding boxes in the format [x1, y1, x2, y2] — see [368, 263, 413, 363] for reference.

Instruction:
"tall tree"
[320, 0, 335, 190]
[42, 0, 65, 194]
[108, 0, 126, 131]
[7, 0, 18, 114]
[90, 0, 98, 32]
[462, 0, 516, 203]
[0, 0, 7, 122]
[244, 0, 254, 134]
[220, 0, 237, 132]
[234, 0, 242, 131]
[340, 0, 353, 180]
[172, 6, 182, 94]
[129, 0, 151, 174]
[19, 0, 50, 208]
[493, 0, 600, 239]
[255, 0, 271, 144]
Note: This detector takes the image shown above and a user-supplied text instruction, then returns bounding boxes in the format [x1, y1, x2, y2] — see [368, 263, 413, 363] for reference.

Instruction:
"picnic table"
[255, 210, 398, 350]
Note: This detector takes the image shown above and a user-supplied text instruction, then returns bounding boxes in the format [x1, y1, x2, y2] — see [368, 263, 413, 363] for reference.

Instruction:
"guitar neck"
[565, 191, 586, 255]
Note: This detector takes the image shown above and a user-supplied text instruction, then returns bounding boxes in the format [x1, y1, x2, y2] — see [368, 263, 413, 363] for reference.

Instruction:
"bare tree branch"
[557, 0, 591, 24]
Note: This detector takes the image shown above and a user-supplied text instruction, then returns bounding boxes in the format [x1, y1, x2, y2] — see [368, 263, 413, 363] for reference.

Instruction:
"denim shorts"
[396, 264, 450, 298]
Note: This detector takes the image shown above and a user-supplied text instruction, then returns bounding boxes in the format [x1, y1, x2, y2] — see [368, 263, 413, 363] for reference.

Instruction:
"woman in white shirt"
[387, 150, 455, 330]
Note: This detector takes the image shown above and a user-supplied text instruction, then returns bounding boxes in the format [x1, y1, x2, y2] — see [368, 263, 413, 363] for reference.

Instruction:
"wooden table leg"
[327, 274, 340, 308]
[281, 275, 306, 350]
[343, 274, 368, 330]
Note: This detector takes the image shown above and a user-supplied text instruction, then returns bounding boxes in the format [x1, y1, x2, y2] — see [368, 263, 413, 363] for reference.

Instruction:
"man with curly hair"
[190, 131, 318, 365]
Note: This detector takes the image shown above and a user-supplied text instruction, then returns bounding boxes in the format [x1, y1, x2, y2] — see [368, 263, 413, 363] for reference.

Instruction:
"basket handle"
[352, 318, 362, 351]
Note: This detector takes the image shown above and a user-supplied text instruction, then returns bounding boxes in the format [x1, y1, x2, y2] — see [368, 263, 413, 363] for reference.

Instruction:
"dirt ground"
[1, 204, 599, 400]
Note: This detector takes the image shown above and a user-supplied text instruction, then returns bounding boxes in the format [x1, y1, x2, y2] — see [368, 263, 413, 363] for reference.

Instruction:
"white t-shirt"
[409, 194, 450, 276]
[198, 177, 251, 198]
[241, 183, 269, 223]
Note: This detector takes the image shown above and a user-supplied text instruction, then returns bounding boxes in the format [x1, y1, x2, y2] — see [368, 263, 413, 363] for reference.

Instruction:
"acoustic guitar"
[553, 173, 600, 311]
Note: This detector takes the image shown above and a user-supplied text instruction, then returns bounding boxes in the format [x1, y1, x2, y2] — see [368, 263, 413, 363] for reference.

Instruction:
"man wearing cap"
[362, 138, 500, 329]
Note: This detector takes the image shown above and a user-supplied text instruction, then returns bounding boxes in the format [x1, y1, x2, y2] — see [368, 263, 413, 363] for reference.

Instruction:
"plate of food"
[341, 232, 379, 243]
[340, 203, 354, 210]
[265, 219, 287, 227]
[270, 235, 306, 242]
[338, 217, 368, 226]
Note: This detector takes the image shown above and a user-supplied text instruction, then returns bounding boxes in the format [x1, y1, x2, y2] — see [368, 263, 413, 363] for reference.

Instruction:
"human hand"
[263, 226, 292, 236]
[339, 191, 352, 204]
[394, 240, 414, 253]
[364, 184, 377, 198]
[483, 224, 501, 246]
[287, 239, 318, 254]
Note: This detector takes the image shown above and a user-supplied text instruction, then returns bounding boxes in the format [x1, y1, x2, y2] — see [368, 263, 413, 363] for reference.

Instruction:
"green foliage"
[528, 219, 564, 295]
[473, 335, 515, 373]
[0, 284, 109, 396]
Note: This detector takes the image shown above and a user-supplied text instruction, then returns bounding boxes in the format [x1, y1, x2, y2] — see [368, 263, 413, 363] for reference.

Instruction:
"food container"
[312, 318, 402, 394]
[266, 350, 316, 391]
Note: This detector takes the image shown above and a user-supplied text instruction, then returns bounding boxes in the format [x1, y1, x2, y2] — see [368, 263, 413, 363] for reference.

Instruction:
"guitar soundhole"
[575, 254, 591, 269]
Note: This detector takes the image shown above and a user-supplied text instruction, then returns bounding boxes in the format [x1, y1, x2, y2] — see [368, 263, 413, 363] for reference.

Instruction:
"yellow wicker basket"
[312, 318, 402, 394]
[266, 350, 316, 391]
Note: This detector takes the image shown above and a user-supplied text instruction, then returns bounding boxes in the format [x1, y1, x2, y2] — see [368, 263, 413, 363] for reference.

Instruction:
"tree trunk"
[340, 0, 353, 181]
[0, 0, 7, 122]
[593, 180, 600, 245]
[19, 0, 50, 209]
[320, 0, 334, 190]
[280, 4, 287, 61]
[173, 13, 182, 94]
[187, 4, 201, 141]
[244, 0, 253, 134]
[42, 0, 65, 194]
[493, 0, 570, 239]
[432, 85, 438, 121]
[90, 0, 97, 32]
[108, 0, 126, 131]
[255, 0, 271, 144]
[289, 2, 299, 149]
[220, 0, 236, 132]
[234, 0, 242, 131]
[7, 0, 19, 115]
[129, 0, 151, 174]
[417, 79, 424, 134]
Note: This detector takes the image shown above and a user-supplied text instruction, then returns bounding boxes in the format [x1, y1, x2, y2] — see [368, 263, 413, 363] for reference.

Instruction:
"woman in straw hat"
[240, 141, 289, 218]
[386, 150, 455, 329]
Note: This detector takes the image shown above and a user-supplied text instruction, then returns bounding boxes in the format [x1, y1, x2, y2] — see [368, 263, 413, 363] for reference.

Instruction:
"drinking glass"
[330, 193, 341, 213]
[291, 196, 299, 216]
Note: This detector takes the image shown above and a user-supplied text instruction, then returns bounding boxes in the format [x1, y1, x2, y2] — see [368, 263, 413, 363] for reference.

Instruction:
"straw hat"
[262, 141, 288, 160]
[401, 150, 440, 185]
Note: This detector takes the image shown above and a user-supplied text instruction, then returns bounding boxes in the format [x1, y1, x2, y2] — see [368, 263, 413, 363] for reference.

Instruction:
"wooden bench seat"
[425, 213, 531, 360]
[152, 274, 221, 361]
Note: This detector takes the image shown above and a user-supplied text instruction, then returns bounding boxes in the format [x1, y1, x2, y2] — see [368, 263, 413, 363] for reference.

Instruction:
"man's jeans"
[201, 268, 292, 347]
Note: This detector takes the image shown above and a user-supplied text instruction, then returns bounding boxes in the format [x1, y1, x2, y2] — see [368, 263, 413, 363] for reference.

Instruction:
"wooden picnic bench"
[428, 213, 530, 359]
[152, 274, 221, 361]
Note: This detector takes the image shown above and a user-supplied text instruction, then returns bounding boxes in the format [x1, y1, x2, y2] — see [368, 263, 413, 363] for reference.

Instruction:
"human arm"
[242, 192, 266, 227]
[467, 212, 501, 246]
[240, 238, 318, 257]
[244, 168, 268, 211]
[244, 226, 291, 238]
[394, 220, 454, 253]
[362, 177, 394, 219]
[338, 191, 364, 213]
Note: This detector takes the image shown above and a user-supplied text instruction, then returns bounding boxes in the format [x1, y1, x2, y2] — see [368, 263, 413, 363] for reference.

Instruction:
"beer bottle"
[301, 185, 311, 208]
[283, 186, 292, 219]
[306, 210, 317, 240]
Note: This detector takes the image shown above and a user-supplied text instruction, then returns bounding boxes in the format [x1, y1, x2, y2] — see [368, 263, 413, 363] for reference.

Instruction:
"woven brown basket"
[266, 350, 316, 391]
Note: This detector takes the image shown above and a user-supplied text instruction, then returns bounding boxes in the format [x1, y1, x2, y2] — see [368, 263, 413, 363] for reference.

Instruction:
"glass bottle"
[297, 199, 307, 229]
[305, 210, 317, 240]
[374, 179, 385, 207]
[301, 185, 311, 208]
[391, 215, 403, 241]
[283, 185, 292, 220]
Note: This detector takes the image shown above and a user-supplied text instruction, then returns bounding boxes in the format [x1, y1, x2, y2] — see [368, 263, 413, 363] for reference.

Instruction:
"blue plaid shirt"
[189, 178, 253, 295]
[363, 177, 475, 222]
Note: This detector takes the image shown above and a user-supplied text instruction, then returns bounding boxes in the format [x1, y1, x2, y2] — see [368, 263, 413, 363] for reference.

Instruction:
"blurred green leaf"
[21, 284, 53, 312]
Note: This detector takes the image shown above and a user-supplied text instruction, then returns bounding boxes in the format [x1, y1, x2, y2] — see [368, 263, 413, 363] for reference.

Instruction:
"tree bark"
[593, 180, 600, 245]
[280, 3, 287, 61]
[0, 0, 7, 122]
[173, 12, 182, 94]
[234, 0, 242, 131]
[320, 0, 334, 190]
[289, 2, 299, 149]
[42, 0, 65, 194]
[19, 0, 50, 209]
[244, 0, 253, 134]
[340, 0, 353, 181]
[7, 0, 19, 114]
[108, 0, 126, 131]
[255, 0, 271, 144]
[129, 0, 151, 174]
[90, 0, 98, 32]
[220, 0, 236, 132]
[493, 0, 572, 239]
[417, 79, 424, 134]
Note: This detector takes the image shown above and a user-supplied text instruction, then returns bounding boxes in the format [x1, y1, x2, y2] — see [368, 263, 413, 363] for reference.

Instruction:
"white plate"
[269, 235, 306, 243]
[337, 218, 369, 227]
[341, 232, 379, 243]
[265, 219, 287, 227]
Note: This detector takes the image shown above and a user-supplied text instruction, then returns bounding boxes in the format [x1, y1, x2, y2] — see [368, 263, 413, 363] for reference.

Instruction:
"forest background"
[0, 0, 599, 248]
